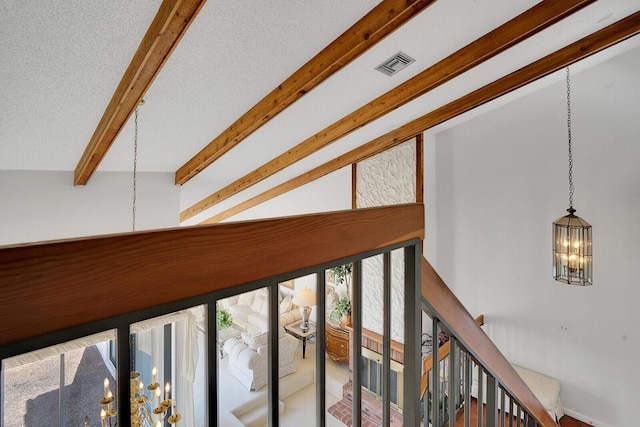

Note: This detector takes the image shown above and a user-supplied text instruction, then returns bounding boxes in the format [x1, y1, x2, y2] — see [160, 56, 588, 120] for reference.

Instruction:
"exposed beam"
[200, 11, 640, 224]
[200, 133, 419, 224]
[180, 0, 595, 222]
[174, 0, 437, 185]
[74, 0, 207, 185]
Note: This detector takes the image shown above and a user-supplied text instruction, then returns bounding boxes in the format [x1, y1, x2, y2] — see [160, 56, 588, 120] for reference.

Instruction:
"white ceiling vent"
[375, 52, 415, 76]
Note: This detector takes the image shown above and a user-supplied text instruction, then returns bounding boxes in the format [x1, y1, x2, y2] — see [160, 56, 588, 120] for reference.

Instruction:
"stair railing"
[420, 257, 558, 427]
[0, 204, 425, 426]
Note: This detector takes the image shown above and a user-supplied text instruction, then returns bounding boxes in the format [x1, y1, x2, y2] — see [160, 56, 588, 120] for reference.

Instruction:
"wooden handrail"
[421, 257, 558, 426]
[0, 204, 423, 347]
[420, 315, 484, 399]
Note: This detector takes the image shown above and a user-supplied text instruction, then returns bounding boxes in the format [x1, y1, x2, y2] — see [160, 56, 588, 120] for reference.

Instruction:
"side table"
[284, 320, 316, 359]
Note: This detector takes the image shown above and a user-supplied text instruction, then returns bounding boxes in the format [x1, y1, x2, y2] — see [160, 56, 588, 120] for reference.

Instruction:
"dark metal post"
[477, 368, 484, 427]
[486, 375, 498, 427]
[382, 252, 391, 427]
[316, 270, 326, 427]
[116, 326, 131, 425]
[59, 353, 65, 427]
[403, 243, 421, 426]
[432, 317, 440, 427]
[0, 363, 4, 427]
[501, 387, 506, 427]
[208, 302, 217, 426]
[163, 324, 172, 427]
[351, 259, 362, 427]
[448, 338, 457, 427]
[268, 284, 280, 427]
[464, 352, 471, 427]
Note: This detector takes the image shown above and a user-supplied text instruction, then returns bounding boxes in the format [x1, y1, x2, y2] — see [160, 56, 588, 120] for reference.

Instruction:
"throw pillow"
[259, 297, 270, 317]
[237, 291, 254, 306]
[251, 295, 265, 313]
[279, 295, 292, 314]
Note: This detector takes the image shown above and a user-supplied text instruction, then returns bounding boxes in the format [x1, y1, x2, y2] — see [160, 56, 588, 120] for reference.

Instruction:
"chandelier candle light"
[552, 66, 592, 286]
[98, 367, 181, 426]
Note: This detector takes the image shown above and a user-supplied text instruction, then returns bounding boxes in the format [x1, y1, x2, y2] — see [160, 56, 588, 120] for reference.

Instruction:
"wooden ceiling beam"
[174, 0, 437, 185]
[180, 0, 595, 222]
[200, 11, 640, 224]
[74, 0, 207, 186]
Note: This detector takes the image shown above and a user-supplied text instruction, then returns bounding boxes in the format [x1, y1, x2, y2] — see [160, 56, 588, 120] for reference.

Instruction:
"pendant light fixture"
[132, 100, 144, 232]
[552, 67, 592, 286]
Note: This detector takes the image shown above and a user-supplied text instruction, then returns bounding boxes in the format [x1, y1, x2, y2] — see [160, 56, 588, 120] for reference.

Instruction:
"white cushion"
[244, 331, 268, 350]
[227, 304, 253, 323]
[259, 298, 270, 317]
[251, 295, 265, 312]
[219, 296, 237, 308]
[237, 291, 254, 306]
[513, 365, 563, 420]
[280, 295, 292, 313]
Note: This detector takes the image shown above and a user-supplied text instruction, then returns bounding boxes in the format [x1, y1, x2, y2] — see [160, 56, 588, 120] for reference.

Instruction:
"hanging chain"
[566, 66, 574, 211]
[132, 107, 138, 232]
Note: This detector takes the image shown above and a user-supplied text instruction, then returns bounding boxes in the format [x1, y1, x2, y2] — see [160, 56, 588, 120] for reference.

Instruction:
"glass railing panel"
[360, 253, 383, 426]
[130, 305, 206, 427]
[2, 331, 115, 426]
[278, 274, 319, 427]
[216, 287, 269, 426]
[323, 266, 350, 427]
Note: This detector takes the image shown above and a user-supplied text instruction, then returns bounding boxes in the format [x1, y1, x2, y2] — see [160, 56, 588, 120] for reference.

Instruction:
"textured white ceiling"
[1, 0, 639, 222]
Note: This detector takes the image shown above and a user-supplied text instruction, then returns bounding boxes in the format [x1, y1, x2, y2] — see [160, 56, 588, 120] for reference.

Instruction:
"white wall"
[0, 171, 179, 246]
[223, 166, 352, 222]
[427, 47, 640, 427]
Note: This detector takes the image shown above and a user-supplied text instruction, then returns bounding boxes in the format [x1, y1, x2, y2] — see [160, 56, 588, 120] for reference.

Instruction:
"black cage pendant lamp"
[552, 66, 592, 286]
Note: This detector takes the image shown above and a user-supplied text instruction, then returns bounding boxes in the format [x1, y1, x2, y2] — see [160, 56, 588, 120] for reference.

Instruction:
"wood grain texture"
[421, 258, 557, 427]
[0, 204, 423, 347]
[198, 12, 640, 226]
[74, 0, 206, 185]
[174, 0, 436, 185]
[179, 0, 595, 222]
[199, 132, 418, 224]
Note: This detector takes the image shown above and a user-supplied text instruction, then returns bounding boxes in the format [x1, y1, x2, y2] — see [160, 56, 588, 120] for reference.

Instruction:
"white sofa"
[219, 288, 301, 333]
[223, 326, 299, 391]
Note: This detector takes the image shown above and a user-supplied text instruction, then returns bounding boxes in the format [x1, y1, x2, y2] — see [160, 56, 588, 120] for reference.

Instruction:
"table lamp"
[292, 286, 316, 331]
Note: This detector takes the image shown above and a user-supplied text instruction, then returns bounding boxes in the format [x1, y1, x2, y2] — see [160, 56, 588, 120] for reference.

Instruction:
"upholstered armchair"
[223, 326, 299, 391]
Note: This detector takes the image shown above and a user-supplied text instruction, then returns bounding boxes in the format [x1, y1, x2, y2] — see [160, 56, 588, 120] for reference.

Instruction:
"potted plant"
[329, 263, 353, 299]
[216, 308, 233, 330]
[330, 263, 352, 286]
[330, 297, 351, 326]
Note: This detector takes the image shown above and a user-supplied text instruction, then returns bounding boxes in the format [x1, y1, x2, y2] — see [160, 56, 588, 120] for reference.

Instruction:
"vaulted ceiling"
[2, 0, 639, 226]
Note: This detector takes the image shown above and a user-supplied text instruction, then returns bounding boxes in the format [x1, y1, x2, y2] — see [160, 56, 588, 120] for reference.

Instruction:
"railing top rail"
[420, 257, 558, 427]
[0, 204, 423, 347]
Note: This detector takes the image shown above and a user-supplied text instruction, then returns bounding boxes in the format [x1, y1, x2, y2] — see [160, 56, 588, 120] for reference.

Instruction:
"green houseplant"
[330, 263, 352, 287]
[330, 297, 351, 326]
[216, 308, 233, 330]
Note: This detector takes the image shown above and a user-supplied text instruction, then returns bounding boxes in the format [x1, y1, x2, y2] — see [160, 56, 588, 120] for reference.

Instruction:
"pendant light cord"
[132, 107, 138, 232]
[566, 66, 574, 212]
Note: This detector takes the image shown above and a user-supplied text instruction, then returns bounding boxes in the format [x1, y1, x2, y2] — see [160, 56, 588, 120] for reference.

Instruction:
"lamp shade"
[292, 287, 316, 307]
[553, 210, 592, 286]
